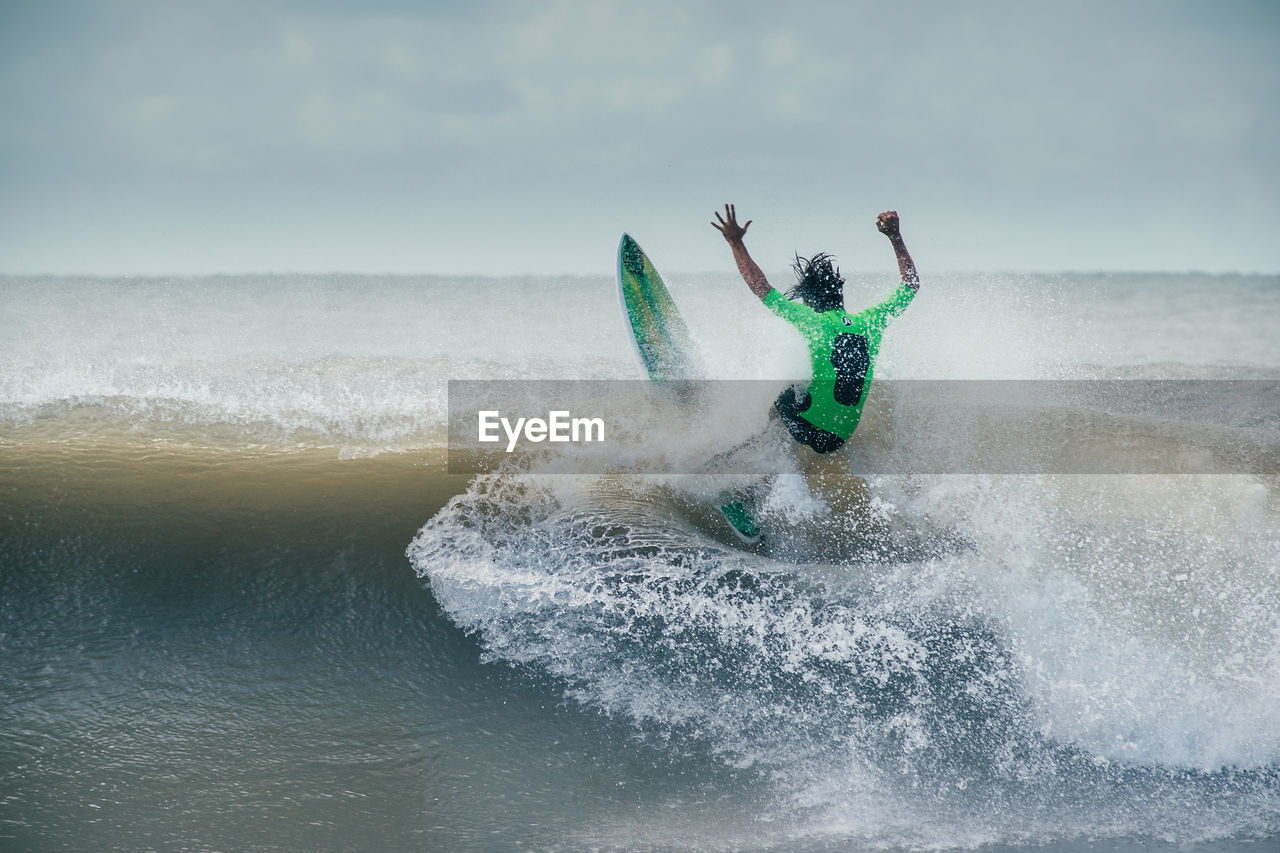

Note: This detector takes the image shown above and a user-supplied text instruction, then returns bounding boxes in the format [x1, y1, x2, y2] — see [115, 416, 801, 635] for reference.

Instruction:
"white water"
[4, 272, 1276, 448]
[407, 467, 1279, 847]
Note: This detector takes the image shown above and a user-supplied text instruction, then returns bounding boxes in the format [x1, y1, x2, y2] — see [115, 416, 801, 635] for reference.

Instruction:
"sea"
[2, 269, 1278, 852]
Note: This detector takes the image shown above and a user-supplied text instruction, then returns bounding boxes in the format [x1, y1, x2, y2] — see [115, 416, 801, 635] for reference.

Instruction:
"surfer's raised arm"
[712, 203, 772, 300]
[876, 210, 919, 292]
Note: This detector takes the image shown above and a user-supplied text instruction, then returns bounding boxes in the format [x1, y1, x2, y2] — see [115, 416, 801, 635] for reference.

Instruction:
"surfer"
[712, 203, 919, 455]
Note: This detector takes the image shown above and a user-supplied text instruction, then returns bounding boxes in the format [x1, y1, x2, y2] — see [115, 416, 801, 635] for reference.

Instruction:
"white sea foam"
[409, 461, 1280, 847]
[0, 274, 634, 448]
[3, 273, 1276, 449]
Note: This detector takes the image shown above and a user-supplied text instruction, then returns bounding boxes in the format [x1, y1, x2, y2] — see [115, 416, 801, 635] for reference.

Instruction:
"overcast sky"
[1, 0, 1277, 275]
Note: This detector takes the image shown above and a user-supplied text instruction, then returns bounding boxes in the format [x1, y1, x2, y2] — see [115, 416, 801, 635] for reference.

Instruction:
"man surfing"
[710, 204, 920, 543]
[712, 203, 919, 454]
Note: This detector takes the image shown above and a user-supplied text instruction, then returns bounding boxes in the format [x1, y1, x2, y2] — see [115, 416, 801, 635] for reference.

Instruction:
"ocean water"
[2, 270, 1278, 852]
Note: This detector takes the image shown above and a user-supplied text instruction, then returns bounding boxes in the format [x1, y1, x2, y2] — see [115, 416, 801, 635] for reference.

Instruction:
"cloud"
[0, 0, 1276, 273]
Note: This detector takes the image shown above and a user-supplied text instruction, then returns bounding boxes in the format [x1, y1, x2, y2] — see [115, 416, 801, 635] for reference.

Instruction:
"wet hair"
[786, 252, 845, 312]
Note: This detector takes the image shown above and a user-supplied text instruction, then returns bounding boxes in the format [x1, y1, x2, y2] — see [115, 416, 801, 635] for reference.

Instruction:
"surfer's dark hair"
[786, 252, 845, 312]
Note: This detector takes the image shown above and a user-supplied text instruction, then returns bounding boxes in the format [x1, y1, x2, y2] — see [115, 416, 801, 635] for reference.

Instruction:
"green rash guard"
[763, 282, 916, 439]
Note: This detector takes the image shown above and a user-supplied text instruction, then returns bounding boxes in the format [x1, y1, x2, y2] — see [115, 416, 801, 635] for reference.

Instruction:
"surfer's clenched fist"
[876, 210, 919, 290]
[712, 203, 751, 244]
[876, 210, 901, 238]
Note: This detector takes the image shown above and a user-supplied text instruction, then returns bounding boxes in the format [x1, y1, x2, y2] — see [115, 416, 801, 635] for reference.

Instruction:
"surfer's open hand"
[712, 204, 751, 244]
[876, 210, 901, 238]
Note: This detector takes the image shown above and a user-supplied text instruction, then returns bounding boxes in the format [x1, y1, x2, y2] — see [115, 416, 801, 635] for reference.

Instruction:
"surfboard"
[616, 233, 699, 381]
[615, 234, 761, 545]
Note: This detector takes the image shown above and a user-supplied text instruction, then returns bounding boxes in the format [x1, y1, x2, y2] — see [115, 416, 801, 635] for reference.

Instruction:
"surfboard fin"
[720, 500, 762, 545]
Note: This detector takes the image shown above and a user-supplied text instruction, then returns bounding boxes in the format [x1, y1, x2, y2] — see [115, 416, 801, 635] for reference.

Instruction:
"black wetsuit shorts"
[774, 385, 845, 454]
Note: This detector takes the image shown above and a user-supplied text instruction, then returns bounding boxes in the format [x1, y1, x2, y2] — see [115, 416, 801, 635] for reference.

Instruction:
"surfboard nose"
[619, 234, 646, 278]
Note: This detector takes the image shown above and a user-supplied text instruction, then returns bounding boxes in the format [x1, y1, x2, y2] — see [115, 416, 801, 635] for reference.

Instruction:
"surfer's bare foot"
[712, 203, 751, 244]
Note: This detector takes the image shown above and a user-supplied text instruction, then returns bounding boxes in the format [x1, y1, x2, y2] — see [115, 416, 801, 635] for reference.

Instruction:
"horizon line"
[3, 267, 1278, 280]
